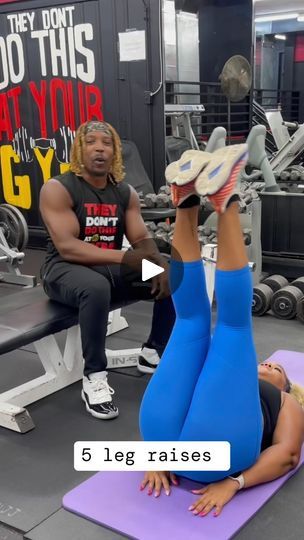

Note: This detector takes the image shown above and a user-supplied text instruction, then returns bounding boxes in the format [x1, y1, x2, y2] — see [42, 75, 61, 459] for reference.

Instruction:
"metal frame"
[0, 228, 37, 287]
[0, 323, 141, 434]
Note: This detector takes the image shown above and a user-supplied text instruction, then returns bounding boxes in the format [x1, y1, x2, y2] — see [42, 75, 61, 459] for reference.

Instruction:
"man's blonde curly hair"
[70, 120, 125, 182]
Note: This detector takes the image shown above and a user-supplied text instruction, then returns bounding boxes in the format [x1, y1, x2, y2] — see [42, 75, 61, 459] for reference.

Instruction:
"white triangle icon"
[142, 259, 164, 281]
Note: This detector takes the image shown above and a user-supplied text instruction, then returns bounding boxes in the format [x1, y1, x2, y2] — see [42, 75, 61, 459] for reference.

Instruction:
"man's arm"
[40, 180, 124, 265]
[124, 187, 163, 263]
[240, 393, 304, 488]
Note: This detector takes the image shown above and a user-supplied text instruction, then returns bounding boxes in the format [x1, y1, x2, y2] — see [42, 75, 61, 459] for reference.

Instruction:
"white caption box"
[74, 441, 230, 471]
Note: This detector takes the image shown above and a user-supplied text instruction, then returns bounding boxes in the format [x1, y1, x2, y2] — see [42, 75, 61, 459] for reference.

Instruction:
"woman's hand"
[189, 478, 239, 517]
[140, 471, 179, 497]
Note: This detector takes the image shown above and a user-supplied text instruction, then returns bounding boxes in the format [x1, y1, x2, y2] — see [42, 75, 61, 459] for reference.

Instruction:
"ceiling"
[254, 0, 304, 16]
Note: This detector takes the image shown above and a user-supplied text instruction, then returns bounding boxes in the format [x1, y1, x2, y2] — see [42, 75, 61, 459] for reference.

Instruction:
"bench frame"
[0, 309, 141, 433]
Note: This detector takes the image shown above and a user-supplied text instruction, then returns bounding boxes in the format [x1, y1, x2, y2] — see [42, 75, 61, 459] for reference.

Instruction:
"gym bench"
[0, 286, 141, 434]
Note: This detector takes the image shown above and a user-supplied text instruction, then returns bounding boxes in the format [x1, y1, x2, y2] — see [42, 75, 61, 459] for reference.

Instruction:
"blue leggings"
[139, 260, 263, 482]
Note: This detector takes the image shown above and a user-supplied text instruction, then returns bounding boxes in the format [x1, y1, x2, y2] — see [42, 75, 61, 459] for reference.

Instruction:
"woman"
[139, 145, 304, 517]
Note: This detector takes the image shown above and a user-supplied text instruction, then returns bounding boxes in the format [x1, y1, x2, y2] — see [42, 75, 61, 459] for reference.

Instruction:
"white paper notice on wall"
[119, 30, 146, 61]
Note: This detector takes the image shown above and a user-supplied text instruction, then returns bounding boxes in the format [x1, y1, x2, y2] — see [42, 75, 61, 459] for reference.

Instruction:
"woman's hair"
[70, 120, 125, 181]
[289, 382, 304, 408]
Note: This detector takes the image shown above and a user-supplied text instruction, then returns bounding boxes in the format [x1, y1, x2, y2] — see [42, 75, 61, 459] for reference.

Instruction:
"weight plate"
[0, 204, 28, 251]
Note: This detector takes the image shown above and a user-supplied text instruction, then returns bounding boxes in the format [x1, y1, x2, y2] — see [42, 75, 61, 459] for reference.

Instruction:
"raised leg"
[140, 205, 211, 441]
[179, 202, 263, 482]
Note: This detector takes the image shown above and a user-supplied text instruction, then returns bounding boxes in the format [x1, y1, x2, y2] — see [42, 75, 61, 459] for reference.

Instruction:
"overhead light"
[298, 15, 304, 21]
[275, 34, 287, 40]
[255, 13, 299, 23]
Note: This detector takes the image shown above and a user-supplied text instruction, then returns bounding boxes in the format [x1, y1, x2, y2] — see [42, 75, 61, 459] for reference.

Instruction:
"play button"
[120, 238, 184, 295]
[142, 259, 164, 282]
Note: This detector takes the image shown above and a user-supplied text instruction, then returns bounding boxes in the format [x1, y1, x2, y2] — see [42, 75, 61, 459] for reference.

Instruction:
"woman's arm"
[189, 393, 304, 517]
[241, 392, 304, 488]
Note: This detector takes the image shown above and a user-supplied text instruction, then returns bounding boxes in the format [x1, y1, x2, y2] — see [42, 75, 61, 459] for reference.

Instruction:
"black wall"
[198, 0, 254, 82]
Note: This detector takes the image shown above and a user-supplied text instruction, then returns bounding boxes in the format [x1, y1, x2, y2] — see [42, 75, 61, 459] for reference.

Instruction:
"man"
[39, 120, 175, 420]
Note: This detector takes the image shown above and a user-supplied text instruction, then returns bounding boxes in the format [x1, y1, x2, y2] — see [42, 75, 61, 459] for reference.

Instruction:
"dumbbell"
[271, 284, 303, 320]
[145, 221, 157, 238]
[290, 277, 304, 294]
[294, 277, 304, 323]
[252, 274, 288, 316]
[289, 170, 300, 182]
[144, 193, 157, 208]
[280, 171, 290, 182]
[154, 229, 170, 253]
[156, 194, 172, 208]
[296, 296, 304, 324]
[243, 228, 251, 246]
[12, 125, 75, 163]
[158, 185, 171, 196]
[156, 222, 171, 233]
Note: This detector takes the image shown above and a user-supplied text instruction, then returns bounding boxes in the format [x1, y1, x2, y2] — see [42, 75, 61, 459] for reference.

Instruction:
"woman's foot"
[165, 150, 211, 207]
[194, 144, 248, 214]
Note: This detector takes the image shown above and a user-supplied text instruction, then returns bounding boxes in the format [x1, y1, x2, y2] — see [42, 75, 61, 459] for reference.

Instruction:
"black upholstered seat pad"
[0, 286, 79, 355]
[0, 285, 135, 355]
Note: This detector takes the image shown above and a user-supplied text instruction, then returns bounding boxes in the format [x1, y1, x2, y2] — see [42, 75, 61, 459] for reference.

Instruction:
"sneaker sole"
[195, 144, 248, 196]
[81, 390, 119, 420]
[137, 357, 158, 374]
[165, 151, 212, 186]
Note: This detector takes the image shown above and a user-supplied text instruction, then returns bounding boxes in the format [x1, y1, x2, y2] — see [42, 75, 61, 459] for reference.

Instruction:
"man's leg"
[43, 262, 119, 420]
[102, 263, 176, 373]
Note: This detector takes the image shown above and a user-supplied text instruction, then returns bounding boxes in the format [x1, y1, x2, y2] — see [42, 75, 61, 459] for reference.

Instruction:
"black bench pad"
[0, 286, 129, 355]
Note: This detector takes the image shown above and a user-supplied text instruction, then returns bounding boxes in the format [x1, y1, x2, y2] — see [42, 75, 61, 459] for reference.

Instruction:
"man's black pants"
[43, 261, 176, 375]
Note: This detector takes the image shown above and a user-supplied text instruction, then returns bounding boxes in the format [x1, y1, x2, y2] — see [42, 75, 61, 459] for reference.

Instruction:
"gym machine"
[0, 204, 37, 287]
[165, 103, 206, 151]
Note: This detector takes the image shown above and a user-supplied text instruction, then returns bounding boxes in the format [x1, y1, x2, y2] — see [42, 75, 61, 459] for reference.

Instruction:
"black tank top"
[259, 379, 282, 451]
[43, 171, 131, 273]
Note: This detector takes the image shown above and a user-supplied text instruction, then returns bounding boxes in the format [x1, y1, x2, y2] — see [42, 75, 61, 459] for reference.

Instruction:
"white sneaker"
[165, 150, 212, 185]
[137, 347, 160, 374]
[195, 144, 248, 213]
[82, 371, 119, 420]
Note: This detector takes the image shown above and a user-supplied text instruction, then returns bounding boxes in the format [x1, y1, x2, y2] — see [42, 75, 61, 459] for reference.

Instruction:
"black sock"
[227, 194, 240, 207]
[178, 194, 200, 208]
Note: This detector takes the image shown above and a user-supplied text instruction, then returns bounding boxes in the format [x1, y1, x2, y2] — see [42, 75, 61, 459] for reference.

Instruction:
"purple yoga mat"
[63, 350, 304, 540]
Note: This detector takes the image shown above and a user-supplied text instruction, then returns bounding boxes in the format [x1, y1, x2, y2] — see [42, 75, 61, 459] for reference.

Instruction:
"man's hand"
[189, 478, 239, 517]
[151, 261, 170, 300]
[140, 471, 179, 497]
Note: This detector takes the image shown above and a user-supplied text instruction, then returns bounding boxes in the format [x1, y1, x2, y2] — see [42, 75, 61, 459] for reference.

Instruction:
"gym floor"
[0, 250, 303, 540]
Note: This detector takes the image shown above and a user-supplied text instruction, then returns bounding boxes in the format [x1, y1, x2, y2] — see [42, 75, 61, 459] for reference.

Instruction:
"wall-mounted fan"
[219, 55, 252, 143]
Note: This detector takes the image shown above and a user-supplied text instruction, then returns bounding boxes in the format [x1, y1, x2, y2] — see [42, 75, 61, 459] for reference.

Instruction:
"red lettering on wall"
[78, 81, 85, 124]
[0, 93, 13, 140]
[67, 80, 76, 131]
[29, 81, 47, 138]
[50, 78, 70, 132]
[85, 85, 103, 121]
[7, 87, 21, 131]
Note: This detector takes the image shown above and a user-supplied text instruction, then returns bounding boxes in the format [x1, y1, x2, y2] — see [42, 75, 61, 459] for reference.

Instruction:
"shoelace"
[90, 379, 115, 401]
